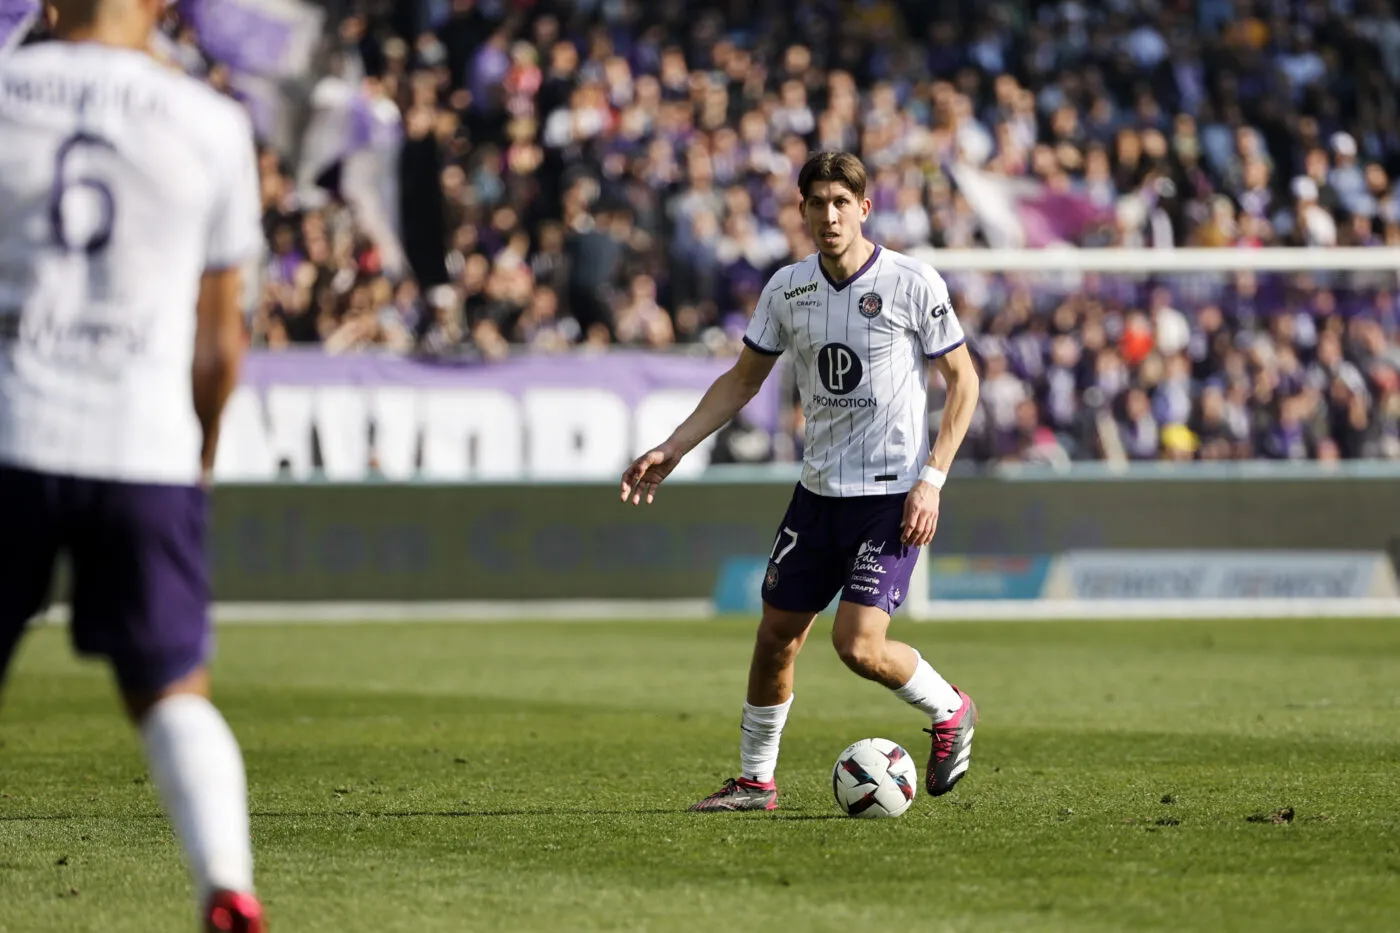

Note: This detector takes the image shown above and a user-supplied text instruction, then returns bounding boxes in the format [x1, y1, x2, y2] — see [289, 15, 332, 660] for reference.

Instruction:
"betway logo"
[815, 395, 877, 408]
[783, 281, 819, 301]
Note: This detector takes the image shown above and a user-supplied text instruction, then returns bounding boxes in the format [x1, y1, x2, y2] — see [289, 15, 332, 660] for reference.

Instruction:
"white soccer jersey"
[0, 43, 261, 485]
[744, 246, 965, 498]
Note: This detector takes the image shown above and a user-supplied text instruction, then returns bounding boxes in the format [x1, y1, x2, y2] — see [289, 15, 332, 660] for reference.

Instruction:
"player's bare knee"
[754, 621, 804, 665]
[831, 630, 881, 675]
[831, 601, 892, 673]
[755, 607, 814, 655]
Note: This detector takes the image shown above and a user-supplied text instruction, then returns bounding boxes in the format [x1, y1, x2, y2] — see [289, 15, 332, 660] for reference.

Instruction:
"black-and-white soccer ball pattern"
[831, 738, 917, 818]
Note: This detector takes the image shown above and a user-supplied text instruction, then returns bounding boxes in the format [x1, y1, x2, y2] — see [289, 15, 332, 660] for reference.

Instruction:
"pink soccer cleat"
[924, 687, 977, 796]
[688, 777, 778, 811]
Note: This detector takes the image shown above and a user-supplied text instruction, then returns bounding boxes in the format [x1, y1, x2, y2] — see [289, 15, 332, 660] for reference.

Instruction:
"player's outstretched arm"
[192, 268, 247, 485]
[903, 343, 980, 547]
[620, 346, 779, 505]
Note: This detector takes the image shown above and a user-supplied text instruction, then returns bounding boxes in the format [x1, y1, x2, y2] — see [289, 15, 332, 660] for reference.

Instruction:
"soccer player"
[620, 152, 981, 812]
[0, 0, 264, 929]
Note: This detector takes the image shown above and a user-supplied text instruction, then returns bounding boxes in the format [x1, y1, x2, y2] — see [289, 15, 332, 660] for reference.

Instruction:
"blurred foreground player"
[0, 0, 264, 929]
[621, 152, 981, 811]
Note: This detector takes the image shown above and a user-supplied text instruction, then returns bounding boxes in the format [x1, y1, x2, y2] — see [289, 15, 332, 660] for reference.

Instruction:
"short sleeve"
[205, 110, 263, 272]
[917, 266, 966, 360]
[742, 278, 786, 356]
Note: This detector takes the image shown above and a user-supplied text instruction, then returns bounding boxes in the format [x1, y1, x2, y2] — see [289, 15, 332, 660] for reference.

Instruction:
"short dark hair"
[798, 152, 868, 201]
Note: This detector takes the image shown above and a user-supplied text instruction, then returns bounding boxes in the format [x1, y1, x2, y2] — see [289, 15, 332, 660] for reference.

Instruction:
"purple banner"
[948, 163, 1112, 249]
[227, 70, 282, 143]
[220, 349, 782, 480]
[182, 0, 324, 79]
[1018, 189, 1115, 249]
[0, 0, 38, 55]
[239, 349, 781, 433]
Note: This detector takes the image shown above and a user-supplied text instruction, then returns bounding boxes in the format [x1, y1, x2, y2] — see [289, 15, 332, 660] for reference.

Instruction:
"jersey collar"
[819, 244, 882, 292]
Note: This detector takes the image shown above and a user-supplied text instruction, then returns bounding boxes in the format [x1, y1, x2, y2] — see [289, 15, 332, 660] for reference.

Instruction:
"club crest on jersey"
[784, 281, 819, 302]
[858, 292, 883, 318]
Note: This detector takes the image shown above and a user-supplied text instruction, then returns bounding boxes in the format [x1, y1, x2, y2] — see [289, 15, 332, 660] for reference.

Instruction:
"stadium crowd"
[181, 0, 1400, 461]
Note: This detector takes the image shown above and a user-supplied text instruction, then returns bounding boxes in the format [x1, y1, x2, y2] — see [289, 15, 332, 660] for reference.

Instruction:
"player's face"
[801, 181, 871, 258]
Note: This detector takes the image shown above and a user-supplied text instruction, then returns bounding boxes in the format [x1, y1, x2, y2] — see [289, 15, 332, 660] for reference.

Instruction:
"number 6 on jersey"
[51, 131, 117, 254]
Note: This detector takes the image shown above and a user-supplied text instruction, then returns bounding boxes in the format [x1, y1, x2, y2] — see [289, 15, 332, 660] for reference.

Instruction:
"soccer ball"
[831, 738, 917, 818]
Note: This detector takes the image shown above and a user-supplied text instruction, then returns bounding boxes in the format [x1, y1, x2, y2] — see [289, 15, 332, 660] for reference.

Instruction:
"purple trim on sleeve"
[925, 337, 966, 360]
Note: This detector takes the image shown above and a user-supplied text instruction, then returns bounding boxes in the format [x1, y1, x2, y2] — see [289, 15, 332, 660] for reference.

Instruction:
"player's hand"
[901, 481, 941, 547]
[620, 444, 681, 505]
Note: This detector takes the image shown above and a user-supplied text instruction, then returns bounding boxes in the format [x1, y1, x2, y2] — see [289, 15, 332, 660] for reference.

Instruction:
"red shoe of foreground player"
[205, 890, 265, 933]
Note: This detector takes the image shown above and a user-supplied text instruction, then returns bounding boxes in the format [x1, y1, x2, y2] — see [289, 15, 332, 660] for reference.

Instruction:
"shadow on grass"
[369, 808, 851, 820]
[1, 808, 680, 821]
[2, 807, 850, 821]
[372, 808, 681, 818]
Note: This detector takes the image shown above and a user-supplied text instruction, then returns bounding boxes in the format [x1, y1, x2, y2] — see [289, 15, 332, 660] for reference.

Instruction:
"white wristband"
[919, 465, 947, 490]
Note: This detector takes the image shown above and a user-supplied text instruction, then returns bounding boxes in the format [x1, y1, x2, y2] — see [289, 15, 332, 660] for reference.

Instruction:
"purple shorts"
[760, 483, 920, 615]
[0, 465, 211, 691]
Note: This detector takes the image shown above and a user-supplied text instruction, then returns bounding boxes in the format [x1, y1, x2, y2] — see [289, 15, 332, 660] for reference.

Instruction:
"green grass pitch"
[2, 617, 1400, 932]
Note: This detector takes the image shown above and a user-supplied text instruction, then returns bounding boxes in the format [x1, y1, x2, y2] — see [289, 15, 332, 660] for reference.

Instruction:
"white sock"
[893, 654, 963, 722]
[140, 694, 254, 902]
[739, 695, 793, 783]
